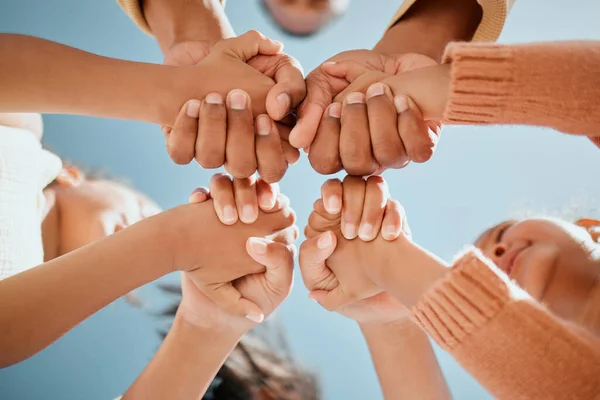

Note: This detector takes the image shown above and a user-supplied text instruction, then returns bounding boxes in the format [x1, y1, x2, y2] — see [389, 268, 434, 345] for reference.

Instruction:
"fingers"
[216, 30, 282, 62]
[359, 176, 388, 242]
[321, 178, 343, 215]
[225, 90, 257, 179]
[321, 60, 371, 84]
[341, 176, 366, 239]
[201, 280, 265, 323]
[289, 63, 349, 149]
[308, 102, 342, 175]
[247, 238, 294, 296]
[340, 93, 378, 176]
[256, 179, 278, 211]
[196, 93, 226, 169]
[255, 115, 287, 183]
[265, 56, 306, 121]
[395, 95, 437, 164]
[276, 123, 301, 165]
[309, 287, 349, 312]
[188, 187, 211, 204]
[381, 199, 404, 241]
[209, 173, 238, 225]
[266, 225, 299, 246]
[298, 231, 337, 290]
[167, 100, 200, 165]
[233, 176, 259, 224]
[366, 84, 409, 169]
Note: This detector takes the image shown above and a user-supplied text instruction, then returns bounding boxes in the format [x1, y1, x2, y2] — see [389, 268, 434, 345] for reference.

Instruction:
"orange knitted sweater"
[442, 41, 600, 137]
[413, 249, 600, 399]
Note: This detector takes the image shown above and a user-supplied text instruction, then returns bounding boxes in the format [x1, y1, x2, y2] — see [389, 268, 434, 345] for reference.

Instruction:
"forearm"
[374, 0, 482, 61]
[144, 0, 234, 52]
[122, 314, 242, 400]
[0, 34, 175, 125]
[0, 216, 171, 367]
[360, 319, 451, 400]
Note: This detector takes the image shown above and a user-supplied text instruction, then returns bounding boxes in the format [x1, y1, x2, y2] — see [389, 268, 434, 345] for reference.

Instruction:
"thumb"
[309, 287, 350, 312]
[217, 30, 283, 62]
[188, 187, 211, 204]
[264, 56, 306, 121]
[289, 64, 349, 149]
[247, 238, 294, 294]
[298, 231, 337, 290]
[321, 60, 372, 83]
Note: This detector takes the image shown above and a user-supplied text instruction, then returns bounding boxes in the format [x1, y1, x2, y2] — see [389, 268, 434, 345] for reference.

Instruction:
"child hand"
[167, 90, 299, 183]
[160, 174, 297, 323]
[311, 56, 446, 175]
[299, 176, 409, 312]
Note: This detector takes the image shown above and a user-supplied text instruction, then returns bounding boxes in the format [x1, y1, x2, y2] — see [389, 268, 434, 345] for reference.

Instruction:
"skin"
[261, 0, 351, 36]
[300, 176, 451, 399]
[289, 0, 483, 175]
[476, 218, 600, 327]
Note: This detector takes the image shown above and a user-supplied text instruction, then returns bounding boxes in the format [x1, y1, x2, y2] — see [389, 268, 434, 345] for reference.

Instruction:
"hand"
[162, 38, 302, 182]
[289, 50, 439, 175]
[299, 176, 410, 313]
[180, 180, 295, 333]
[158, 173, 297, 322]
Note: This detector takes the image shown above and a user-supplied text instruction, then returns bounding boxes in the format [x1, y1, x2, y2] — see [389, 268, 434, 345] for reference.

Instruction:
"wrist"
[374, 237, 449, 309]
[374, 0, 482, 61]
[144, 0, 234, 53]
[358, 317, 414, 335]
[172, 312, 244, 347]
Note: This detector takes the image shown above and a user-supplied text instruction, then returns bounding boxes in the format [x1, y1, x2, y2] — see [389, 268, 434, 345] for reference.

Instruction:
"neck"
[41, 188, 61, 261]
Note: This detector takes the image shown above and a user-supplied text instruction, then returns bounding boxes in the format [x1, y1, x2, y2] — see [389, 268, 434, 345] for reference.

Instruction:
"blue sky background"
[1, 0, 600, 398]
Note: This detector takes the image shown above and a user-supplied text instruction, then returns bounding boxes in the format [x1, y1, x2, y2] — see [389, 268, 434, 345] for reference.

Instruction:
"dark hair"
[158, 283, 321, 400]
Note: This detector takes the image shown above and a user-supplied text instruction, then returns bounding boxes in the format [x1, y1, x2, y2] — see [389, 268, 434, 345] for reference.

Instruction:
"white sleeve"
[0, 126, 61, 279]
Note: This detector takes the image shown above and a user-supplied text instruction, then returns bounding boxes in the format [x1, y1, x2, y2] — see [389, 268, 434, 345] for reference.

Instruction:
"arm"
[0, 34, 175, 124]
[441, 41, 600, 136]
[0, 215, 170, 368]
[122, 315, 242, 400]
[143, 0, 234, 53]
[375, 243, 600, 399]
[374, 0, 483, 60]
[360, 320, 451, 400]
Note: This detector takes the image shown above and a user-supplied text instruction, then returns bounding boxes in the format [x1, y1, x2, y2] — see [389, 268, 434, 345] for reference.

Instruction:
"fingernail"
[260, 193, 274, 209]
[245, 313, 265, 323]
[323, 61, 336, 66]
[242, 205, 256, 222]
[205, 93, 223, 105]
[191, 187, 209, 195]
[317, 232, 332, 249]
[186, 100, 201, 117]
[309, 294, 318, 303]
[325, 195, 341, 214]
[383, 225, 398, 239]
[256, 115, 271, 136]
[358, 223, 374, 241]
[248, 238, 267, 255]
[366, 83, 385, 99]
[328, 103, 342, 118]
[229, 90, 247, 110]
[223, 206, 237, 224]
[394, 95, 409, 113]
[344, 223, 358, 239]
[346, 93, 365, 105]
[277, 93, 291, 114]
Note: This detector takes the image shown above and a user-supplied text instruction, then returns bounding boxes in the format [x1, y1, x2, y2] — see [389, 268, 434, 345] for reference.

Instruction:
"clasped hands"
[161, 30, 452, 182]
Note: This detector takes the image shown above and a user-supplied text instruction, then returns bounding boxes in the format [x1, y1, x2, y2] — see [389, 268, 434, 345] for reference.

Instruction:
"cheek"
[59, 210, 111, 254]
[513, 245, 559, 300]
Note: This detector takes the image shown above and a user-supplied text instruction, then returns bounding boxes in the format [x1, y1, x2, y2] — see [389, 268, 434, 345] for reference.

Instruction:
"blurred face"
[476, 218, 600, 322]
[262, 0, 350, 36]
[43, 169, 161, 257]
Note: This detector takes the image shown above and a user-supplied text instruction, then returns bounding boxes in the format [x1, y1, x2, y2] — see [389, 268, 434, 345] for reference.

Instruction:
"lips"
[500, 246, 528, 277]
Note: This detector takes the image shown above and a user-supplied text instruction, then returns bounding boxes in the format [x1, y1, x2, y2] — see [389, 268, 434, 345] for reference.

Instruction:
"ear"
[575, 219, 600, 242]
[56, 166, 85, 188]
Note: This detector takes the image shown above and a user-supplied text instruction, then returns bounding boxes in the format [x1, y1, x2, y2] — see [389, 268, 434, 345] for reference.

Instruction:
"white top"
[0, 126, 62, 280]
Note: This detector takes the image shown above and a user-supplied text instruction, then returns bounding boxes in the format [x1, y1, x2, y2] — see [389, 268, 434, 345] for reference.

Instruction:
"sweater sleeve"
[387, 0, 515, 42]
[0, 126, 61, 280]
[412, 248, 600, 399]
[442, 41, 600, 136]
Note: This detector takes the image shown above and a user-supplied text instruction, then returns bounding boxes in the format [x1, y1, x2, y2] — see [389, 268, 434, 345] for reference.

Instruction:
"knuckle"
[259, 164, 287, 184]
[309, 152, 342, 175]
[408, 143, 434, 163]
[196, 152, 224, 169]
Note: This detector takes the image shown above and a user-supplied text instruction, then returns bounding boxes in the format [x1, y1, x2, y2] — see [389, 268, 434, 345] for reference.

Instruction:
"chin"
[513, 246, 558, 300]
